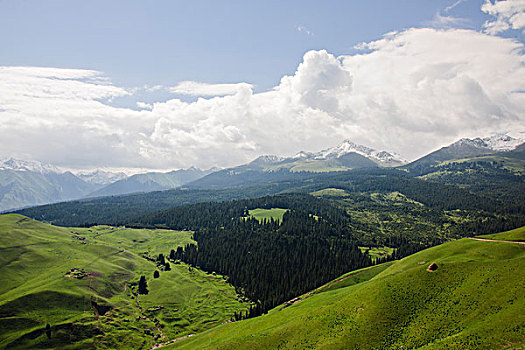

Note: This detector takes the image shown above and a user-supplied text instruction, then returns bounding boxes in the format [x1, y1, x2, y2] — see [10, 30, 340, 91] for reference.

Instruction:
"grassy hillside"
[478, 225, 525, 242]
[172, 227, 525, 350]
[0, 214, 248, 349]
[246, 208, 288, 224]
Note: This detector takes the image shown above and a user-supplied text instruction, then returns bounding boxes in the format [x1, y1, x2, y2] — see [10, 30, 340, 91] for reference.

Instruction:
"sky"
[0, 0, 524, 172]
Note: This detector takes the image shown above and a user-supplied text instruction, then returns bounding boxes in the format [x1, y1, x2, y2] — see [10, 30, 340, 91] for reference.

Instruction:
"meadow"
[0, 214, 248, 349]
[172, 226, 525, 349]
[246, 208, 288, 224]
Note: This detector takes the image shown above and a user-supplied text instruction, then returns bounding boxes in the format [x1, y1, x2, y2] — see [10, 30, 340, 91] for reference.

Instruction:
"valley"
[0, 215, 248, 349]
[3, 1, 525, 348]
[171, 227, 525, 350]
[1, 135, 524, 349]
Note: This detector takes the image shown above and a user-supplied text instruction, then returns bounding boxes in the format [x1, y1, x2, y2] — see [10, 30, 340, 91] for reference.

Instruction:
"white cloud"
[137, 101, 153, 110]
[0, 28, 524, 170]
[444, 0, 467, 13]
[482, 0, 525, 34]
[426, 12, 471, 29]
[169, 81, 254, 96]
[296, 25, 314, 36]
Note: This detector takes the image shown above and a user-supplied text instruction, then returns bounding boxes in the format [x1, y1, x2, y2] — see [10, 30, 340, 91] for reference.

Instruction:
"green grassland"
[313, 263, 394, 294]
[436, 155, 525, 175]
[478, 225, 525, 242]
[246, 208, 288, 224]
[172, 227, 525, 349]
[0, 214, 248, 349]
[310, 188, 350, 198]
[314, 189, 454, 247]
[359, 246, 396, 262]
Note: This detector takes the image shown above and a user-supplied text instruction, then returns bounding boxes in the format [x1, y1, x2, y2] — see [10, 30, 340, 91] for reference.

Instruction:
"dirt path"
[133, 292, 166, 345]
[151, 334, 196, 349]
[469, 238, 525, 246]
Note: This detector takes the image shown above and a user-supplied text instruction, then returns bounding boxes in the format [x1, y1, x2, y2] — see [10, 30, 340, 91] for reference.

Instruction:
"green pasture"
[0, 214, 248, 349]
[359, 246, 396, 262]
[172, 227, 525, 350]
[246, 208, 288, 224]
[478, 225, 525, 242]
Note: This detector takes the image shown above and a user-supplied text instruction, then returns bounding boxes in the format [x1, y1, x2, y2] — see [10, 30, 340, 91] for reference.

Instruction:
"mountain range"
[1, 134, 523, 212]
[404, 134, 524, 173]
[0, 159, 213, 212]
[87, 167, 215, 197]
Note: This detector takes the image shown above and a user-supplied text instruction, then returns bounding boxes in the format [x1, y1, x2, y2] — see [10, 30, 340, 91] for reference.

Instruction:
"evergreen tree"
[138, 275, 149, 294]
[45, 323, 51, 339]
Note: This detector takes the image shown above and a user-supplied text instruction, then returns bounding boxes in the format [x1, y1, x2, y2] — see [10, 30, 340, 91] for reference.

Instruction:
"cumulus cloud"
[137, 101, 153, 110]
[482, 0, 525, 34]
[1, 28, 524, 170]
[169, 81, 254, 96]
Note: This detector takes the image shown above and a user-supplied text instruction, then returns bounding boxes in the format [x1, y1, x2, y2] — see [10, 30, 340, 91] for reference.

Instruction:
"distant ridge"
[0, 158, 101, 212]
[405, 134, 524, 172]
[0, 157, 61, 174]
[88, 167, 214, 197]
[76, 169, 128, 185]
[298, 139, 407, 167]
[184, 140, 402, 189]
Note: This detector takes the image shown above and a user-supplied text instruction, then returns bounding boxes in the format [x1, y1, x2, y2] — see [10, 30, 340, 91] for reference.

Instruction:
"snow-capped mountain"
[452, 134, 524, 152]
[0, 158, 62, 174]
[0, 158, 102, 212]
[77, 170, 128, 185]
[294, 140, 407, 167]
[250, 155, 285, 165]
[404, 134, 525, 172]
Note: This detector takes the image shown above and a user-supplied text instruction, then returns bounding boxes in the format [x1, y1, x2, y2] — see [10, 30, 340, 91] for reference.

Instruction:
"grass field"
[172, 226, 525, 349]
[438, 155, 525, 175]
[246, 208, 288, 224]
[310, 188, 350, 198]
[0, 214, 248, 349]
[478, 225, 525, 242]
[359, 246, 396, 262]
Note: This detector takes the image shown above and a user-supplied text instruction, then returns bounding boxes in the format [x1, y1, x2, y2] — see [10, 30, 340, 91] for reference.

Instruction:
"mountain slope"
[404, 134, 524, 173]
[89, 167, 213, 197]
[0, 214, 248, 349]
[76, 170, 127, 185]
[309, 139, 406, 167]
[0, 158, 106, 212]
[172, 227, 525, 350]
[184, 140, 395, 190]
[0, 169, 100, 212]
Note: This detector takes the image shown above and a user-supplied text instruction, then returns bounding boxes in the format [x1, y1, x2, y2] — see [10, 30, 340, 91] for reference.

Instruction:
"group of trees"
[15, 161, 524, 319]
[169, 203, 373, 314]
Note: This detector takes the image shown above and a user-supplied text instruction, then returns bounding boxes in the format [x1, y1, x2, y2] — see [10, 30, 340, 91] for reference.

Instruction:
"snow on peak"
[292, 151, 314, 159]
[451, 135, 523, 152]
[482, 134, 524, 151]
[250, 155, 284, 165]
[76, 170, 128, 185]
[0, 158, 61, 174]
[313, 140, 407, 165]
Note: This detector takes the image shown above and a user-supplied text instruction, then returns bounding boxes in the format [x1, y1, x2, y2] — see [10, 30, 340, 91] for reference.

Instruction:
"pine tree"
[138, 275, 149, 294]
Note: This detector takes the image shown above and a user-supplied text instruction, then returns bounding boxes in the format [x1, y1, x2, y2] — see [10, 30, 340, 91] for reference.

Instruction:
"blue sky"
[0, 0, 524, 171]
[0, 0, 496, 90]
